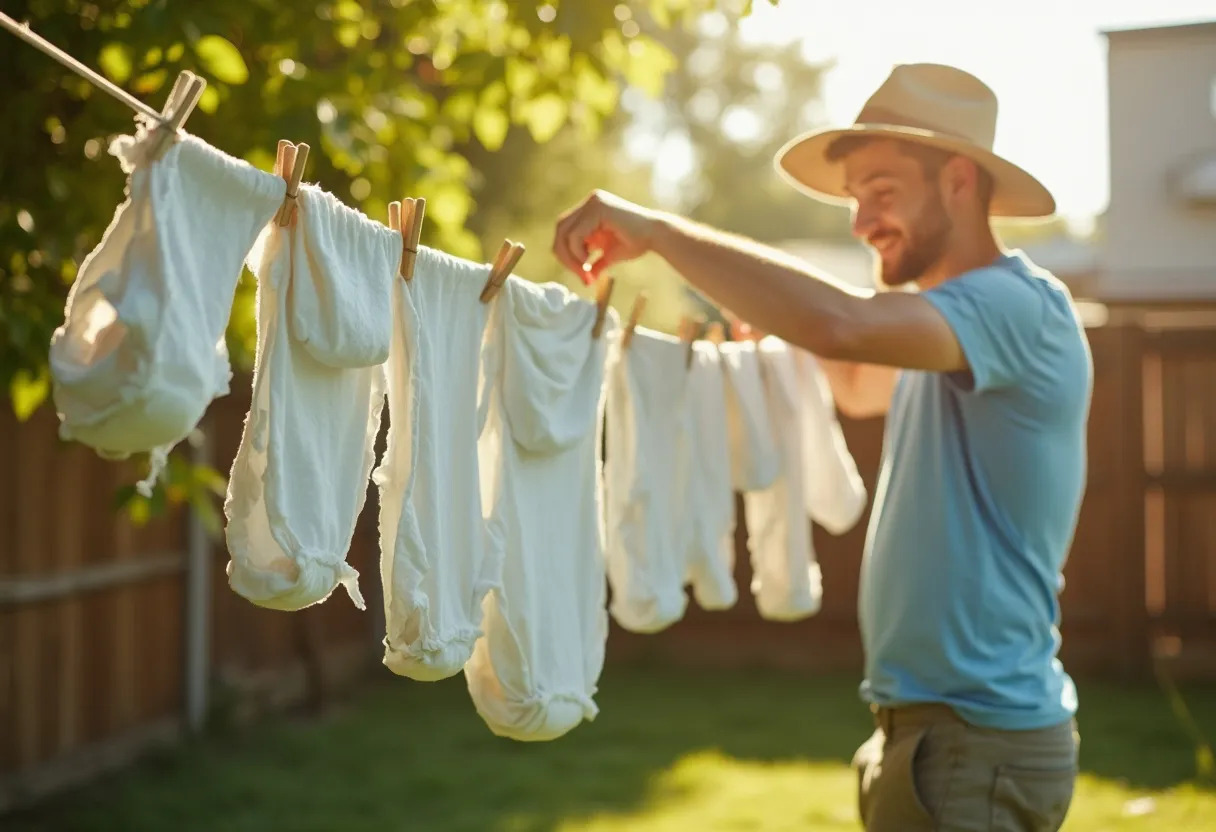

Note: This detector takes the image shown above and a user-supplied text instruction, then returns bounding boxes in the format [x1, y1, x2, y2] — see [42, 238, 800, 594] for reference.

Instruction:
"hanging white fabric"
[224, 184, 395, 611]
[602, 327, 692, 634]
[49, 133, 283, 491]
[376, 247, 495, 682]
[794, 348, 868, 535]
[681, 341, 738, 610]
[719, 339, 781, 493]
[464, 276, 614, 742]
[742, 336, 823, 621]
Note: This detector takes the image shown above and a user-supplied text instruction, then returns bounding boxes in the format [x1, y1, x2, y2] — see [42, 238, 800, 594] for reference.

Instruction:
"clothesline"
[0, 12, 169, 125]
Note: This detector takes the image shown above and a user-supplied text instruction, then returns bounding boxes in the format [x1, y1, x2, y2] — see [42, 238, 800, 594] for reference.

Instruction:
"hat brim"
[774, 123, 1056, 219]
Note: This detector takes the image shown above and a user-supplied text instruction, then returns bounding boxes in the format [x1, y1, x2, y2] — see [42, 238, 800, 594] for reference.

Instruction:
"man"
[552, 63, 1091, 830]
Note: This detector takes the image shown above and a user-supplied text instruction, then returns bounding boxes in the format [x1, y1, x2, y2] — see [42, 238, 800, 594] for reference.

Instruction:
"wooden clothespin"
[149, 70, 206, 160]
[274, 141, 310, 227]
[591, 276, 615, 339]
[479, 239, 525, 303]
[678, 316, 701, 369]
[389, 197, 426, 280]
[705, 321, 726, 345]
[620, 293, 647, 350]
[387, 200, 402, 236]
[273, 139, 288, 175]
[401, 198, 425, 280]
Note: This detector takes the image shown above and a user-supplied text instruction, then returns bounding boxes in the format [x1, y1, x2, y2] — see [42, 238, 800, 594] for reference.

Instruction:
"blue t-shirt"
[857, 251, 1092, 731]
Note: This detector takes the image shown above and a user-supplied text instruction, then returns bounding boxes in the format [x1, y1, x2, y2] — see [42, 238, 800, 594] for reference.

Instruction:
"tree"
[600, 8, 848, 324]
[457, 1, 839, 336]
[636, 11, 847, 242]
[1, 0, 777, 519]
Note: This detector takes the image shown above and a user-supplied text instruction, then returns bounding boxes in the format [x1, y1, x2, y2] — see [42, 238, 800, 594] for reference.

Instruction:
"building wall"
[1100, 23, 1216, 300]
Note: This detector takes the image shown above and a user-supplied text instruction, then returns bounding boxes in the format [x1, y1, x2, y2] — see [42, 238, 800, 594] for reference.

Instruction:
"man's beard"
[877, 192, 952, 287]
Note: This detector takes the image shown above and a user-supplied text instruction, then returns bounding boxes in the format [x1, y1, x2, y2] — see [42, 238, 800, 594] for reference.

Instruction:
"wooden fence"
[2, 305, 1215, 811]
[0, 382, 383, 812]
[609, 306, 1216, 678]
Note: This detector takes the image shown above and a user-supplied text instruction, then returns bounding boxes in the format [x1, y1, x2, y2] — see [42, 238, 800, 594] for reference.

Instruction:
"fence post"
[184, 427, 212, 733]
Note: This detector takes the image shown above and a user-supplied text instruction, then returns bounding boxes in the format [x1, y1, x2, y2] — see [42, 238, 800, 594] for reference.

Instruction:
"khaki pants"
[853, 703, 1079, 831]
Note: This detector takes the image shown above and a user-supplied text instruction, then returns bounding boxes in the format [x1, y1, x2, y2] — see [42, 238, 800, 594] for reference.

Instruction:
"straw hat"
[774, 63, 1056, 218]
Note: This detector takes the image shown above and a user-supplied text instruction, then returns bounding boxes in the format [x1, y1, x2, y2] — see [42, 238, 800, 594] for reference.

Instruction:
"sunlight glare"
[632, 0, 1216, 226]
[721, 105, 763, 144]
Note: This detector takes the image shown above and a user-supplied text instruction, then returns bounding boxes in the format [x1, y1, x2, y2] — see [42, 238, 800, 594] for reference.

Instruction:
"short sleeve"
[922, 267, 1045, 393]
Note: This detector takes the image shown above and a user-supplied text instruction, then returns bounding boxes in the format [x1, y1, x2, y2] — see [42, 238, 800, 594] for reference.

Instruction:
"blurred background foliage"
[0, 0, 851, 520]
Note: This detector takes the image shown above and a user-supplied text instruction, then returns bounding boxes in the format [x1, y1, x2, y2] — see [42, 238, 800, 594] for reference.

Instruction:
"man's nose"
[851, 202, 878, 239]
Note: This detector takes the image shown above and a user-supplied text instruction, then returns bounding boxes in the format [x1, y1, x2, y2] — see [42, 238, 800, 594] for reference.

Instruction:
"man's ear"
[941, 155, 983, 208]
[939, 155, 968, 203]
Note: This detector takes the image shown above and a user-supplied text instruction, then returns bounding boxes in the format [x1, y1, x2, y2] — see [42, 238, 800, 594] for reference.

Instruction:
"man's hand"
[552, 190, 662, 284]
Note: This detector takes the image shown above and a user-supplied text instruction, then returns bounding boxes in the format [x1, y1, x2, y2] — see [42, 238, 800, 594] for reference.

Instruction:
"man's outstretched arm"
[552, 190, 965, 374]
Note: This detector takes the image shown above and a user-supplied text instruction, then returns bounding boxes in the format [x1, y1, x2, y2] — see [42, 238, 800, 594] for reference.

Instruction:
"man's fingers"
[556, 212, 608, 281]
[589, 242, 628, 280]
[552, 205, 596, 277]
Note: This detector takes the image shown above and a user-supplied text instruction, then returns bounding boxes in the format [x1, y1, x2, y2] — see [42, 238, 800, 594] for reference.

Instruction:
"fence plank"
[110, 465, 138, 738]
[1114, 322, 1150, 676]
[13, 411, 54, 769]
[0, 609, 15, 773]
[53, 444, 86, 755]
[0, 413, 15, 577]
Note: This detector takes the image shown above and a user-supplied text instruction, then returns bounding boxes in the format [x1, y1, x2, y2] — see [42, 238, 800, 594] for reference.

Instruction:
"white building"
[1098, 20, 1216, 302]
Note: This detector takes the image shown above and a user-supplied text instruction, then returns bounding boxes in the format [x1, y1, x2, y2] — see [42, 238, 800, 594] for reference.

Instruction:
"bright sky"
[643, 0, 1216, 230]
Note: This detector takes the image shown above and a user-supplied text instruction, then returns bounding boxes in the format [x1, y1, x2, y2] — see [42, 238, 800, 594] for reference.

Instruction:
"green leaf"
[128, 496, 151, 526]
[148, 482, 167, 516]
[132, 69, 169, 95]
[113, 484, 138, 511]
[194, 35, 248, 85]
[1198, 743, 1215, 780]
[442, 91, 478, 125]
[192, 463, 228, 497]
[197, 85, 220, 114]
[98, 43, 133, 84]
[191, 492, 223, 538]
[481, 79, 508, 107]
[624, 36, 677, 97]
[573, 56, 619, 114]
[10, 367, 48, 421]
[522, 93, 568, 143]
[421, 182, 472, 228]
[505, 58, 540, 98]
[648, 0, 692, 26]
[166, 450, 190, 482]
[473, 105, 509, 150]
[336, 23, 361, 49]
[334, 0, 364, 20]
[538, 35, 572, 74]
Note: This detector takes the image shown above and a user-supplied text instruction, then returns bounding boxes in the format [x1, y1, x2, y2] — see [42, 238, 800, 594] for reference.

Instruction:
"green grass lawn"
[8, 664, 1216, 831]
